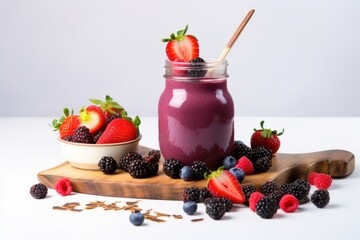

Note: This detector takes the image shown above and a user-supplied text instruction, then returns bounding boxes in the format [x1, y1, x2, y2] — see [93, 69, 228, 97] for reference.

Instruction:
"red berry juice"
[158, 60, 234, 170]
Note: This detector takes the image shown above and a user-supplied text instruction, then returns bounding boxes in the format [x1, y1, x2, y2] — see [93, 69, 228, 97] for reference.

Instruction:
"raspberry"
[279, 194, 299, 213]
[308, 172, 319, 185]
[235, 156, 255, 175]
[30, 183, 48, 199]
[314, 173, 332, 190]
[55, 178, 73, 196]
[249, 191, 264, 212]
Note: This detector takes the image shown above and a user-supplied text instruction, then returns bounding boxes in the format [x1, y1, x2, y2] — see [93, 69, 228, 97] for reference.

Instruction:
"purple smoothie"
[158, 60, 234, 170]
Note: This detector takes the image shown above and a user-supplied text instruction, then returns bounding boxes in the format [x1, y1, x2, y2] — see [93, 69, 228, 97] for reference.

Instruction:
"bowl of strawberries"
[52, 96, 141, 170]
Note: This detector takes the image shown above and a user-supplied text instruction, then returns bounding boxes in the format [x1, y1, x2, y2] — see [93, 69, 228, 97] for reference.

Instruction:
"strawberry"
[161, 25, 199, 62]
[206, 167, 245, 204]
[52, 108, 81, 139]
[89, 95, 124, 119]
[79, 105, 107, 134]
[97, 117, 140, 144]
[250, 120, 284, 154]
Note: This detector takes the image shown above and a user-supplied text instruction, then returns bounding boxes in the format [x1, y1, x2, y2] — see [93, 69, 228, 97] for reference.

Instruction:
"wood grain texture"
[37, 146, 355, 200]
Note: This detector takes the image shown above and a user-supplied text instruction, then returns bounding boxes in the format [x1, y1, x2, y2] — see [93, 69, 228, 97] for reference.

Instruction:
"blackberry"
[232, 140, 252, 159]
[98, 156, 117, 174]
[204, 197, 232, 211]
[128, 159, 156, 178]
[294, 179, 311, 194]
[250, 146, 272, 162]
[219, 197, 233, 212]
[146, 160, 159, 176]
[63, 135, 73, 142]
[92, 131, 103, 143]
[311, 190, 330, 208]
[188, 57, 207, 77]
[30, 183, 48, 199]
[261, 181, 280, 196]
[205, 198, 226, 220]
[198, 187, 213, 202]
[183, 187, 200, 203]
[242, 185, 257, 201]
[107, 114, 121, 124]
[147, 150, 161, 162]
[163, 159, 183, 179]
[253, 156, 272, 172]
[268, 190, 284, 206]
[281, 182, 309, 201]
[255, 196, 278, 219]
[72, 126, 94, 143]
[191, 161, 210, 180]
[119, 152, 142, 172]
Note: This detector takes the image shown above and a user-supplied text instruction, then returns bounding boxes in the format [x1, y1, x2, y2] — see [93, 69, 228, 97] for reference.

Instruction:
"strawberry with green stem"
[89, 95, 124, 119]
[206, 167, 245, 204]
[79, 105, 107, 134]
[52, 108, 81, 139]
[250, 120, 284, 154]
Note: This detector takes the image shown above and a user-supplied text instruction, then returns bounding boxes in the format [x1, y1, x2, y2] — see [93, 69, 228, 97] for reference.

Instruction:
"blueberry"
[183, 201, 197, 215]
[223, 156, 237, 170]
[229, 167, 245, 183]
[129, 211, 145, 226]
[179, 166, 193, 181]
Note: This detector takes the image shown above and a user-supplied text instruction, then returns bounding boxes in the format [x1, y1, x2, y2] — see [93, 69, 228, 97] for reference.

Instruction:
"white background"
[1, 0, 359, 117]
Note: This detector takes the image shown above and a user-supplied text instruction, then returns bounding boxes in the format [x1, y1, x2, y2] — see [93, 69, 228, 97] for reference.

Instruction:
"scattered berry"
[223, 155, 237, 170]
[249, 192, 264, 212]
[206, 168, 245, 204]
[256, 196, 278, 219]
[311, 190, 330, 208]
[183, 201, 198, 215]
[268, 190, 284, 205]
[242, 185, 257, 202]
[119, 152, 142, 172]
[183, 187, 200, 203]
[250, 120, 284, 154]
[198, 187, 214, 203]
[218, 197, 233, 212]
[128, 159, 158, 178]
[30, 183, 48, 199]
[232, 140, 252, 160]
[253, 156, 272, 173]
[308, 172, 319, 185]
[72, 126, 94, 144]
[191, 161, 210, 180]
[163, 158, 183, 179]
[147, 150, 161, 162]
[229, 167, 245, 183]
[279, 194, 299, 213]
[280, 182, 309, 201]
[55, 178, 73, 196]
[129, 211, 145, 226]
[179, 166, 194, 181]
[261, 181, 280, 196]
[235, 156, 255, 175]
[314, 173, 332, 190]
[250, 146, 273, 162]
[205, 197, 226, 220]
[98, 156, 117, 174]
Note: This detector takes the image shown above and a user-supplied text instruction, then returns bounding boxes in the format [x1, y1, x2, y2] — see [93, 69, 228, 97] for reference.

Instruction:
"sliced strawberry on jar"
[161, 25, 199, 62]
[79, 105, 107, 134]
[250, 120, 284, 155]
[52, 108, 81, 139]
[206, 167, 246, 204]
[89, 95, 124, 120]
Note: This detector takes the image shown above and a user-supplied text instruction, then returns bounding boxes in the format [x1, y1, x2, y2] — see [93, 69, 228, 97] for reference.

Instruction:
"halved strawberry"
[89, 95, 124, 119]
[52, 108, 81, 139]
[162, 25, 199, 62]
[206, 168, 246, 204]
[79, 105, 107, 134]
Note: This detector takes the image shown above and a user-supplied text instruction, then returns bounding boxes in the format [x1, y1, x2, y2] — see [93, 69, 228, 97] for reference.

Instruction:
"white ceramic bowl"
[58, 134, 141, 170]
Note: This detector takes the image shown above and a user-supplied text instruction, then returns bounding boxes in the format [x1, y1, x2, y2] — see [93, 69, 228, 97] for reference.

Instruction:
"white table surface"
[0, 117, 359, 240]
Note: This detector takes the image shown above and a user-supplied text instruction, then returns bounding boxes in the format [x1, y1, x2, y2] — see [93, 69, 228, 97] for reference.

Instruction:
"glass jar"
[158, 59, 234, 170]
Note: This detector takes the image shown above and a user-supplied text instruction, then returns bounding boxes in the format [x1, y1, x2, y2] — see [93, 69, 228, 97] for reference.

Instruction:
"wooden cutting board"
[38, 146, 355, 201]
